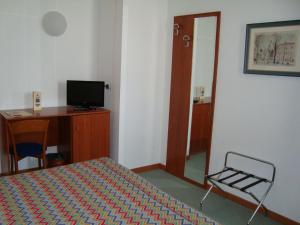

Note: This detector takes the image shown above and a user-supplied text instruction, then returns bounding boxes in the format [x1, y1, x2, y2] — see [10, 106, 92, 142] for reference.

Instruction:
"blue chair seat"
[10, 143, 43, 158]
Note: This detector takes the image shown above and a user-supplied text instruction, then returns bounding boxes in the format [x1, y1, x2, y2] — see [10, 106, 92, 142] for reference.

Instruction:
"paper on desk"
[5, 111, 32, 117]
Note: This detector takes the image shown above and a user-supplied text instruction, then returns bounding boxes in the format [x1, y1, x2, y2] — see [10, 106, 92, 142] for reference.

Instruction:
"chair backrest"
[8, 119, 49, 151]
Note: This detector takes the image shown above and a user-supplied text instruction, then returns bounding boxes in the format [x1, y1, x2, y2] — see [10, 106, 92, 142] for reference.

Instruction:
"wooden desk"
[0, 106, 110, 173]
[190, 100, 211, 155]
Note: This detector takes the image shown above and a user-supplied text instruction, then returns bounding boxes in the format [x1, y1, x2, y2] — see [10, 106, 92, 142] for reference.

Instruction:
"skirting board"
[131, 163, 166, 173]
[132, 164, 299, 225]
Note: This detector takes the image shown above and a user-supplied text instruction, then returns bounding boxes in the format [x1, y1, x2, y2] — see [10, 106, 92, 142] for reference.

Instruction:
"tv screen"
[67, 80, 105, 108]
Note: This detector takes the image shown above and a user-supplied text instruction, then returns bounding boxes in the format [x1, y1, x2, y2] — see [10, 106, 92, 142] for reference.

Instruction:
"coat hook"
[174, 24, 180, 36]
[183, 34, 191, 48]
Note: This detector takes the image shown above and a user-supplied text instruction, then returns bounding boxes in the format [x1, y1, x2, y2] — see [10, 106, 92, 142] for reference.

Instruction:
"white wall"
[118, 0, 168, 168]
[0, 0, 100, 109]
[161, 0, 300, 222]
[97, 0, 123, 162]
[0, 0, 102, 170]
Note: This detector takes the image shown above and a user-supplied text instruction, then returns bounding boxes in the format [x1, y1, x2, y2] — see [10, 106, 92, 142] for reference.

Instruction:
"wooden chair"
[8, 119, 49, 173]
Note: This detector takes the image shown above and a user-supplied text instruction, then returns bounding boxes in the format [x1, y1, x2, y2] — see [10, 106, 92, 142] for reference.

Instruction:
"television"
[67, 80, 105, 108]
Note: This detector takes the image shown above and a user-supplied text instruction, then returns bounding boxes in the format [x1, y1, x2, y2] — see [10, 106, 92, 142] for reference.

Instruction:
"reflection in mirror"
[184, 16, 217, 184]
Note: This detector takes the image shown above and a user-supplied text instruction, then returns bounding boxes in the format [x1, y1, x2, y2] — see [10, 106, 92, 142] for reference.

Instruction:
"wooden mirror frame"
[166, 11, 221, 187]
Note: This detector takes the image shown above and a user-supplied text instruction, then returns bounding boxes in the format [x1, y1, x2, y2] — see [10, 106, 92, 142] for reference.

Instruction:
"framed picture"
[244, 20, 300, 77]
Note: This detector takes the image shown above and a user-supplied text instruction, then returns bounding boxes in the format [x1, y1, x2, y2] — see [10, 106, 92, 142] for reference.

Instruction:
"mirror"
[42, 11, 67, 37]
[184, 17, 217, 184]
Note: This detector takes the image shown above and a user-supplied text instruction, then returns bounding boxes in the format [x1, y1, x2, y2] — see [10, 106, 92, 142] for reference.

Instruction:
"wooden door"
[166, 16, 195, 176]
[72, 113, 110, 163]
[166, 12, 221, 180]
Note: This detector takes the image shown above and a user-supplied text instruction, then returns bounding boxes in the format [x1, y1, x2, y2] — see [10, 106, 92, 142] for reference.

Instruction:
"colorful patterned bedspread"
[0, 158, 220, 225]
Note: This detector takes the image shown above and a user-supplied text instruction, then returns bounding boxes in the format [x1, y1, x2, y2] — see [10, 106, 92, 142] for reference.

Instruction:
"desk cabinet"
[190, 102, 211, 154]
[0, 107, 110, 174]
[72, 113, 109, 162]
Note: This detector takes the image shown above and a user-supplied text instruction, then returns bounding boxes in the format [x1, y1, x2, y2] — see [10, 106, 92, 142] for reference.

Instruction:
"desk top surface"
[193, 97, 211, 105]
[0, 106, 110, 121]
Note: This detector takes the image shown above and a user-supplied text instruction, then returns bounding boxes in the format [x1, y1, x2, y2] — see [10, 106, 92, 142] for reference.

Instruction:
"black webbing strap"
[207, 168, 231, 179]
[241, 178, 267, 191]
[218, 171, 242, 183]
[228, 174, 254, 187]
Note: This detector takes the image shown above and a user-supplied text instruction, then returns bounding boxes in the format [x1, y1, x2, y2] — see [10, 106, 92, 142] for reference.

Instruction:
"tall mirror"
[166, 12, 220, 186]
[184, 17, 217, 183]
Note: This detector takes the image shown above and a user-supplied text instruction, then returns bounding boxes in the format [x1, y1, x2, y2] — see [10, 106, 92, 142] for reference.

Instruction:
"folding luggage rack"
[200, 152, 276, 225]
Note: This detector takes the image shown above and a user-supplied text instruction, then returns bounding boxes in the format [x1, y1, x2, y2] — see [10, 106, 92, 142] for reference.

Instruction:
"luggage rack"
[200, 152, 276, 225]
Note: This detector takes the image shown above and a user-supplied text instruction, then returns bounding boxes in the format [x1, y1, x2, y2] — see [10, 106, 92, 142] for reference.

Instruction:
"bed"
[0, 158, 220, 225]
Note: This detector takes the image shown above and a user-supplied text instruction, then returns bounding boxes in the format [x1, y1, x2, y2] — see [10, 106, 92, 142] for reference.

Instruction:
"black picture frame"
[244, 20, 300, 77]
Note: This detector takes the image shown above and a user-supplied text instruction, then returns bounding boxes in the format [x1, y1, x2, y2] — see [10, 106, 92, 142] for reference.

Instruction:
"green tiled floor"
[140, 169, 281, 225]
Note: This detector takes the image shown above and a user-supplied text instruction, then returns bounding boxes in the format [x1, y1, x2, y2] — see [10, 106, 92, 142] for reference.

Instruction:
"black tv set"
[67, 80, 105, 109]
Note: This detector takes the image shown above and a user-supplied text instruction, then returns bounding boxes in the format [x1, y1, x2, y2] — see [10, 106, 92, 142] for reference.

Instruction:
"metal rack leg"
[249, 193, 268, 216]
[200, 186, 213, 210]
[247, 200, 265, 225]
[247, 185, 273, 225]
